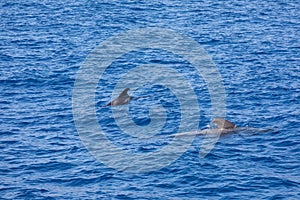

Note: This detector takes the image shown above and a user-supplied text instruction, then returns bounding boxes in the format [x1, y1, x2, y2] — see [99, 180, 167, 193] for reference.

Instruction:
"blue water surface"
[1, 0, 299, 199]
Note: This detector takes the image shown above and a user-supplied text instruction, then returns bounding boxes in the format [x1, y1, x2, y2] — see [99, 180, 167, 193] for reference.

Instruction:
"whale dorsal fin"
[212, 118, 237, 129]
[117, 88, 130, 99]
[106, 88, 131, 106]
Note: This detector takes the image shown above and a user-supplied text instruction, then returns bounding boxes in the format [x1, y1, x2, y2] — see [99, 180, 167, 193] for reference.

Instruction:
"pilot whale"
[106, 88, 132, 106]
[104, 88, 149, 107]
[175, 118, 238, 136]
[175, 117, 271, 137]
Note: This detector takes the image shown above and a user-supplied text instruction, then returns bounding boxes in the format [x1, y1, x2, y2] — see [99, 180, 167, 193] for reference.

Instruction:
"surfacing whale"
[106, 88, 132, 106]
[104, 88, 149, 107]
[176, 118, 238, 137]
[175, 117, 272, 137]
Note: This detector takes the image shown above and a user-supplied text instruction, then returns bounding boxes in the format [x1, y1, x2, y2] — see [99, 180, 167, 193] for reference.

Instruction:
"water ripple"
[1, 0, 299, 199]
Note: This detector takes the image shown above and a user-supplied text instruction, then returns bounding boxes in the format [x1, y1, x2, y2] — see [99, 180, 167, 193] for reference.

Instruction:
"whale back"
[212, 118, 236, 129]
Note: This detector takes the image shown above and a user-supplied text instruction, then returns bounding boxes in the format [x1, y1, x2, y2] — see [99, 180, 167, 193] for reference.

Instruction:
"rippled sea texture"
[1, 0, 299, 199]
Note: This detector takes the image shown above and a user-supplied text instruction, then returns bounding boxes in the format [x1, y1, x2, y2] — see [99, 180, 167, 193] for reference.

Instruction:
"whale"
[104, 88, 149, 107]
[175, 118, 238, 136]
[175, 117, 272, 137]
[106, 88, 132, 106]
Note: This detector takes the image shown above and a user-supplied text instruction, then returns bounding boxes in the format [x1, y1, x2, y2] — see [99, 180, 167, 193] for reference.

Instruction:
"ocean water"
[1, 0, 299, 199]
